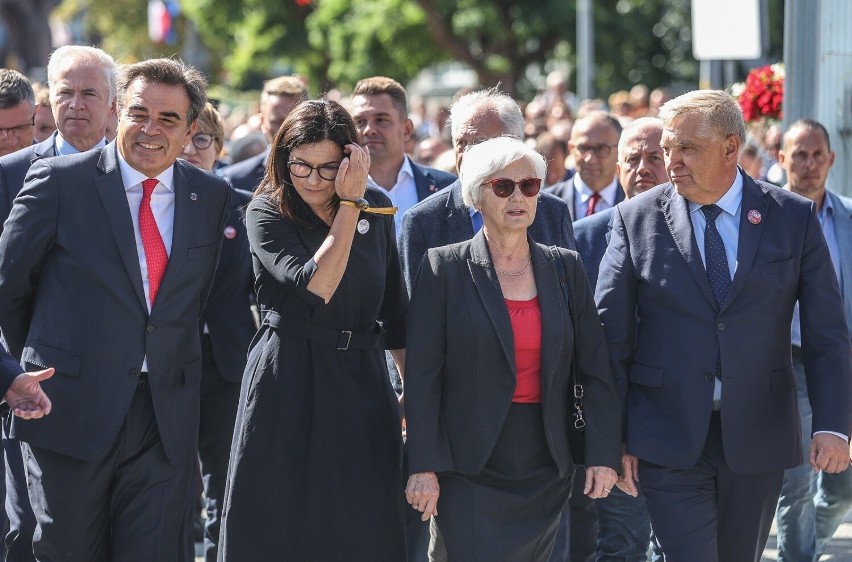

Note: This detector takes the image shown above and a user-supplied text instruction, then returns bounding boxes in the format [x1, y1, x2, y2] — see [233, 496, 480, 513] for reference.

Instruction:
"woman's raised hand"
[335, 143, 370, 201]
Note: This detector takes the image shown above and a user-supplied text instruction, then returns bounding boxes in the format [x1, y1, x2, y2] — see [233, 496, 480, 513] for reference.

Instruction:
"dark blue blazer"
[0, 133, 60, 226]
[409, 159, 456, 203]
[546, 174, 625, 221]
[399, 179, 576, 293]
[0, 143, 230, 464]
[595, 174, 852, 474]
[572, 207, 615, 289]
[201, 187, 256, 382]
[220, 149, 268, 193]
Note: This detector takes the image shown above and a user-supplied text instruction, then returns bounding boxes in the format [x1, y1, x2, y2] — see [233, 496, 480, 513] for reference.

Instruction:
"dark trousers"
[196, 338, 241, 562]
[640, 412, 784, 562]
[548, 472, 597, 562]
[24, 378, 195, 562]
[4, 412, 36, 562]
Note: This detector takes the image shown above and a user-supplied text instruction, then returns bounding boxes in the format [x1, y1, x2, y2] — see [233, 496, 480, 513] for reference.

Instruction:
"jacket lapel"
[534, 243, 565, 394]
[94, 144, 148, 311]
[724, 174, 770, 311]
[447, 181, 475, 242]
[467, 230, 516, 371]
[661, 184, 717, 309]
[152, 162, 198, 315]
[411, 161, 437, 202]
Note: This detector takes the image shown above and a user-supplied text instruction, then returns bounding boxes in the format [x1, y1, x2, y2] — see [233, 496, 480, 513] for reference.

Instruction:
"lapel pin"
[357, 219, 370, 234]
[747, 209, 761, 224]
[429, 183, 436, 193]
[190, 193, 198, 201]
[224, 226, 237, 239]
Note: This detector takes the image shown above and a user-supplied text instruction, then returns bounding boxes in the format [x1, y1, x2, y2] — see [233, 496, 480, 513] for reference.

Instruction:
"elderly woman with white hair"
[404, 136, 621, 560]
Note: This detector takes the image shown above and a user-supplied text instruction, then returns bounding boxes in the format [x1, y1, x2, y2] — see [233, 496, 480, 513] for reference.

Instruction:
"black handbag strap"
[550, 247, 586, 429]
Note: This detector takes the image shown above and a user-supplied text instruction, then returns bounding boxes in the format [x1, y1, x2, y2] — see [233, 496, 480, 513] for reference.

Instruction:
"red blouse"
[505, 296, 542, 404]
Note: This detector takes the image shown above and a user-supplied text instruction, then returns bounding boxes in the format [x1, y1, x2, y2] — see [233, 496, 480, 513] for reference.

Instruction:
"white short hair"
[47, 45, 117, 104]
[460, 136, 546, 208]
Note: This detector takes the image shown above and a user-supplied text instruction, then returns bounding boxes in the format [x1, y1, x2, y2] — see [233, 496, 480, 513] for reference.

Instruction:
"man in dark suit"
[546, 111, 625, 221]
[0, 45, 117, 562]
[219, 75, 306, 192]
[0, 58, 230, 561]
[350, 76, 456, 236]
[399, 87, 577, 562]
[0, 70, 35, 159]
[573, 117, 666, 561]
[774, 119, 852, 562]
[595, 90, 852, 562]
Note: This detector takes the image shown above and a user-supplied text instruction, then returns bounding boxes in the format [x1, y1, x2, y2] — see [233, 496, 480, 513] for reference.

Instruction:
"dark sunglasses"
[481, 177, 542, 198]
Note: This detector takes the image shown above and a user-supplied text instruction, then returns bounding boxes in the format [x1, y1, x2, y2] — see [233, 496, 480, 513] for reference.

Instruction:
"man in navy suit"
[220, 75, 306, 192]
[773, 119, 852, 562]
[350, 76, 456, 237]
[0, 58, 230, 561]
[0, 45, 117, 562]
[574, 117, 666, 561]
[546, 111, 625, 221]
[399, 87, 577, 562]
[595, 90, 852, 562]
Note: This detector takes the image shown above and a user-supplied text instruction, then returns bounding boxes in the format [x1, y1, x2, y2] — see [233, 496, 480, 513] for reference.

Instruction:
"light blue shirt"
[55, 133, 107, 156]
[688, 170, 743, 403]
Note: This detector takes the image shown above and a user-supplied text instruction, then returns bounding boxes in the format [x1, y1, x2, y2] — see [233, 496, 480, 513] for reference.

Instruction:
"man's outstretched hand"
[5, 368, 54, 419]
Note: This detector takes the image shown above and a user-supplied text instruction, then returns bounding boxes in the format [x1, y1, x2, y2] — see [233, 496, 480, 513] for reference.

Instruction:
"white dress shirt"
[368, 156, 417, 235]
[573, 174, 619, 219]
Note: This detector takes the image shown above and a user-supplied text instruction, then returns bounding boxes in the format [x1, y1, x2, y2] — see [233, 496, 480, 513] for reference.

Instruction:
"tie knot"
[142, 178, 158, 196]
[589, 192, 602, 203]
[701, 204, 722, 222]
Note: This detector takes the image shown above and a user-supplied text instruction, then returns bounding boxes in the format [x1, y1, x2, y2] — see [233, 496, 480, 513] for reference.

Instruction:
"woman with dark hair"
[219, 98, 408, 560]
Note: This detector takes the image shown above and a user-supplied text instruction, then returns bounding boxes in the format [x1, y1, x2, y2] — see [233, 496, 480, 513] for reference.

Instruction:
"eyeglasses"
[0, 116, 34, 138]
[481, 177, 542, 198]
[189, 133, 215, 150]
[287, 160, 340, 181]
[574, 144, 617, 158]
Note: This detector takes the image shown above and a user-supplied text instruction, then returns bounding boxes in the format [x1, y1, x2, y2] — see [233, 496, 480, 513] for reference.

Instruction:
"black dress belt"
[262, 311, 383, 351]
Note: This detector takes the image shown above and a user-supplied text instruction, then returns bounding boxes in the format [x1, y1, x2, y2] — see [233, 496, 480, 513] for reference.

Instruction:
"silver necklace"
[495, 257, 532, 276]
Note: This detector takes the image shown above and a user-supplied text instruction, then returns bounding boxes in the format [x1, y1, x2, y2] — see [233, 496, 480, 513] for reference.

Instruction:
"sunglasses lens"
[491, 179, 515, 198]
[519, 178, 541, 197]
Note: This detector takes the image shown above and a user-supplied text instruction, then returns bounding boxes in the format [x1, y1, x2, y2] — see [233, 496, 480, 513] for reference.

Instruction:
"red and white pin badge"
[429, 183, 437, 193]
[224, 226, 237, 239]
[747, 209, 762, 224]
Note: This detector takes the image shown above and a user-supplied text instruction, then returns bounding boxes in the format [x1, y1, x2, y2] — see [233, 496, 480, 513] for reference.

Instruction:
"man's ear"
[403, 118, 413, 141]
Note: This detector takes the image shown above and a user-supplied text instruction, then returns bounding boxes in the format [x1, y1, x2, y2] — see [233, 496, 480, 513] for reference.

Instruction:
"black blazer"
[0, 133, 60, 226]
[405, 230, 621, 478]
[200, 187, 256, 382]
[572, 207, 615, 289]
[0, 143, 230, 464]
[220, 149, 268, 192]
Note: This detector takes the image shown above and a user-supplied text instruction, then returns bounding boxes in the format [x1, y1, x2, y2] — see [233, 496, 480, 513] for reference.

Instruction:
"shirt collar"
[367, 155, 414, 190]
[688, 169, 743, 218]
[574, 173, 618, 204]
[116, 146, 176, 192]
[55, 133, 107, 156]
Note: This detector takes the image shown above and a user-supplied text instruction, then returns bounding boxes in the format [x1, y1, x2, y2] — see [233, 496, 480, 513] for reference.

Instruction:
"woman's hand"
[615, 452, 640, 497]
[335, 143, 370, 201]
[584, 465, 618, 499]
[405, 471, 439, 521]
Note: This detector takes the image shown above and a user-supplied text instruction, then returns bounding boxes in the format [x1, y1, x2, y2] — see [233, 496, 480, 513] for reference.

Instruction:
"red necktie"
[586, 192, 602, 217]
[140, 178, 168, 306]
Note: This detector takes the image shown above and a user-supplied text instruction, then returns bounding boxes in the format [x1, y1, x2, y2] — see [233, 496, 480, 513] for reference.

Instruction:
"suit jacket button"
[717, 322, 726, 331]
[705, 372, 713, 381]
[130, 368, 141, 378]
[146, 325, 155, 333]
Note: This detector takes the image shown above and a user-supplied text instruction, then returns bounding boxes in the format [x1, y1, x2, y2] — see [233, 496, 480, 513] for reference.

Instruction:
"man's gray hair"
[0, 70, 34, 111]
[618, 116, 663, 161]
[449, 87, 524, 147]
[47, 45, 117, 104]
[658, 89, 745, 143]
[460, 136, 546, 208]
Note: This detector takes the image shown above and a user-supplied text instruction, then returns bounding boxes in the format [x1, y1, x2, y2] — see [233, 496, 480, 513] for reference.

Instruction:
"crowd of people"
[0, 43, 847, 562]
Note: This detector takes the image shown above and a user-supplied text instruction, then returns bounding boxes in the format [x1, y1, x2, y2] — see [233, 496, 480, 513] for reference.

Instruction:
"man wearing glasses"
[547, 111, 625, 221]
[0, 70, 35, 158]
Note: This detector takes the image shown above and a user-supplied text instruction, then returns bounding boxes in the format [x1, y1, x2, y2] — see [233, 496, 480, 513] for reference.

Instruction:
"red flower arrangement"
[737, 64, 784, 122]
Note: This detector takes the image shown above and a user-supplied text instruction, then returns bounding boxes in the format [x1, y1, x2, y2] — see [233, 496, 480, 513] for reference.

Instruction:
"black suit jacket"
[0, 133, 60, 226]
[399, 179, 576, 293]
[572, 207, 615, 289]
[595, 174, 852, 473]
[220, 149, 268, 193]
[201, 188, 256, 382]
[546, 175, 625, 221]
[0, 143, 230, 464]
[405, 231, 621, 477]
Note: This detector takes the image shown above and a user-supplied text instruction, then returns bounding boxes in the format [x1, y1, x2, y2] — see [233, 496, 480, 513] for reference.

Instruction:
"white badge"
[357, 218, 370, 234]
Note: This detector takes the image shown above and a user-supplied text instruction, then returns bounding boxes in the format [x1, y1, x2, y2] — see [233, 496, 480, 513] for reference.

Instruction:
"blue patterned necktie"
[701, 204, 732, 308]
